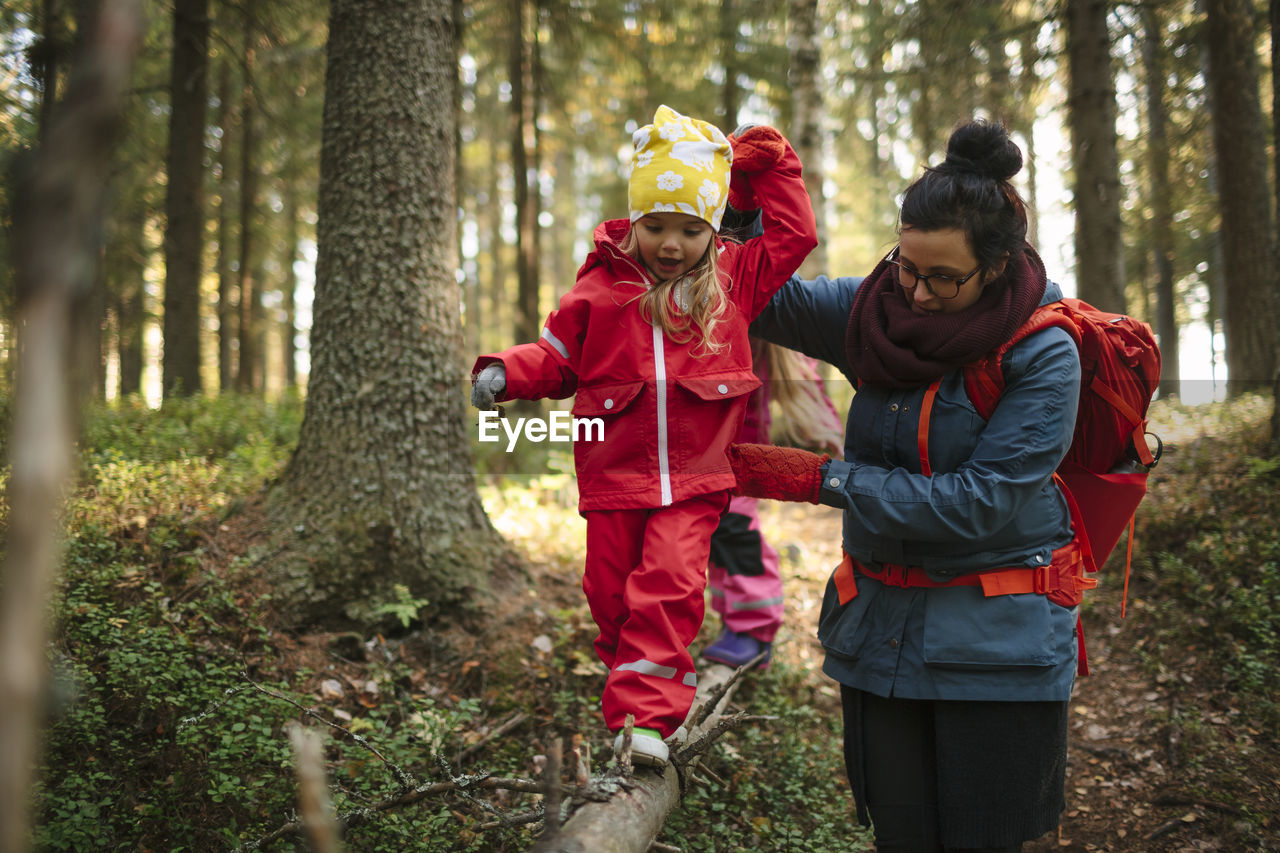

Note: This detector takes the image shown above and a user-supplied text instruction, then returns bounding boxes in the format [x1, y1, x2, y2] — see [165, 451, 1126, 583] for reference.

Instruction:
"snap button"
[717, 383, 728, 394]
[889, 638, 900, 649]
[829, 477, 840, 488]
[889, 403, 899, 412]
[604, 398, 614, 409]
[1034, 554, 1045, 564]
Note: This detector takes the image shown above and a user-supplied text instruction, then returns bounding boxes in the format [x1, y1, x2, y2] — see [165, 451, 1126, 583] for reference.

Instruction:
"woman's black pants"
[841, 685, 1062, 852]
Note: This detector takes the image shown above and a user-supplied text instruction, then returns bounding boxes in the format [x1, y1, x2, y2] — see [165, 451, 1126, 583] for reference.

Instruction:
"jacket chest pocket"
[670, 370, 761, 473]
[571, 380, 646, 476]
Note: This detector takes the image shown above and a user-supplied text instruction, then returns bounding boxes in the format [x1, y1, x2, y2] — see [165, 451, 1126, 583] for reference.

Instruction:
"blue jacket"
[752, 274, 1083, 701]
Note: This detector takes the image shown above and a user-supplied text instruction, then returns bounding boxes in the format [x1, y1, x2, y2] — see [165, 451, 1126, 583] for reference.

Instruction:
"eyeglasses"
[887, 248, 982, 300]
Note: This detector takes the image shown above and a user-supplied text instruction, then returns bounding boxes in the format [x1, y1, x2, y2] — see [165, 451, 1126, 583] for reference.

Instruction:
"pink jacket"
[474, 144, 816, 512]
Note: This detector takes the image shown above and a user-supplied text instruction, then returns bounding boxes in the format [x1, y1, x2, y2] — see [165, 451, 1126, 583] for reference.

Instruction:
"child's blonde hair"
[761, 341, 845, 454]
[618, 228, 729, 356]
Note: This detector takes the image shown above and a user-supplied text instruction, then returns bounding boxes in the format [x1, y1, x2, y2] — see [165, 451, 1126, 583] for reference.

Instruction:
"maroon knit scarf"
[844, 245, 1048, 388]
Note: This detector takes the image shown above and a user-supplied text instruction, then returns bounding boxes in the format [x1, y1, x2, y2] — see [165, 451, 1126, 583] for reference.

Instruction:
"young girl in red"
[470, 105, 816, 767]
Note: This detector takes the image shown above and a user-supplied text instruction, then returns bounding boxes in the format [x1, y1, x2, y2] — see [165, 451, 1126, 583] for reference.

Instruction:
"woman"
[734, 119, 1084, 852]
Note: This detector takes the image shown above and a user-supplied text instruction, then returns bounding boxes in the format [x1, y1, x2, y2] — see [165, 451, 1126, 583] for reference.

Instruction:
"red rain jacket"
[474, 145, 816, 512]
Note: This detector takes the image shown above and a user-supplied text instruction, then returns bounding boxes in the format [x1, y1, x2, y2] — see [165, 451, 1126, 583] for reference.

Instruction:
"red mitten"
[728, 126, 787, 212]
[727, 443, 829, 504]
[730, 126, 787, 172]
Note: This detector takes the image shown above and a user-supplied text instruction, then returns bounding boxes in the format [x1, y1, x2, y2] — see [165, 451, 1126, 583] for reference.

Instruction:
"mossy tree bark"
[263, 0, 510, 629]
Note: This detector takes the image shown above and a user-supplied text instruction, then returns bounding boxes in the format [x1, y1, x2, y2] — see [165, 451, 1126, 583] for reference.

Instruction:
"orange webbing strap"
[917, 379, 941, 476]
[834, 552, 859, 605]
[839, 545, 1091, 600]
[836, 549, 1096, 673]
[1090, 376, 1155, 467]
[1121, 514, 1136, 618]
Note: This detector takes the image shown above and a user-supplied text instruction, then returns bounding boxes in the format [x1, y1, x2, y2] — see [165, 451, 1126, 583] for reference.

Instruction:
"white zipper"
[652, 321, 672, 506]
[606, 240, 674, 505]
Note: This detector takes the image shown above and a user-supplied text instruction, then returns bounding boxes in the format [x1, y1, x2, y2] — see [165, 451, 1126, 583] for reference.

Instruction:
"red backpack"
[964, 299, 1162, 639]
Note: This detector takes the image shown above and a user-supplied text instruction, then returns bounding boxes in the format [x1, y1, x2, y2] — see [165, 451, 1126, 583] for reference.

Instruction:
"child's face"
[632, 212, 714, 282]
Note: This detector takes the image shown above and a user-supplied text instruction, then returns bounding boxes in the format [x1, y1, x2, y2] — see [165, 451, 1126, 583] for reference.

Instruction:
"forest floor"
[39, 395, 1276, 851]
[253, 451, 1279, 852]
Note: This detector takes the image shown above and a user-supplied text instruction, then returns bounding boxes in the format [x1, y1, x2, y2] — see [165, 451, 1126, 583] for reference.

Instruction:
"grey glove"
[471, 363, 506, 409]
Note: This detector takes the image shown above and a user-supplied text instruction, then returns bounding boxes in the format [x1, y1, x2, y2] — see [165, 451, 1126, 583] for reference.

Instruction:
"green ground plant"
[21, 392, 1279, 850]
[1137, 395, 1280, 733]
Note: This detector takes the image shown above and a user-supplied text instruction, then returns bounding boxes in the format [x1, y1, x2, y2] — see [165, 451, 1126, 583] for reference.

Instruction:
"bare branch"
[286, 723, 340, 853]
[458, 710, 529, 763]
[242, 674, 418, 790]
[238, 774, 546, 851]
[544, 735, 563, 841]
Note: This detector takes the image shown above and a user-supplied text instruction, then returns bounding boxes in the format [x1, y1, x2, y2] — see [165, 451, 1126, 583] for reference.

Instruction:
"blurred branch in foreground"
[0, 3, 142, 851]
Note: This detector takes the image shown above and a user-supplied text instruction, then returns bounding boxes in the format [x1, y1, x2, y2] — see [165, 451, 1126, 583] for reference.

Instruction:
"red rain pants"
[583, 491, 728, 737]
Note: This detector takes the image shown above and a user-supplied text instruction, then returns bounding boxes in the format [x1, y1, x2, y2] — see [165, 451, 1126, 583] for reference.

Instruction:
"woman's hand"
[727, 443, 830, 504]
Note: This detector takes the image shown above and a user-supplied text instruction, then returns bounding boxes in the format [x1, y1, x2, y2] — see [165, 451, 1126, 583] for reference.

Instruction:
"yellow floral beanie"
[628, 105, 733, 231]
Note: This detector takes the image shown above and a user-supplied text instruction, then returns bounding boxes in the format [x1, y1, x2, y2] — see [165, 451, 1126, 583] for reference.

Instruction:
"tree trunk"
[113, 199, 147, 396]
[1204, 0, 1277, 391]
[35, 0, 61, 143]
[71, 258, 107, 399]
[529, 3, 543, 337]
[510, 0, 539, 346]
[281, 181, 300, 389]
[1019, 34, 1040, 248]
[1066, 0, 1126, 313]
[236, 0, 261, 392]
[1142, 4, 1180, 399]
[719, 0, 739, 129]
[262, 0, 509, 628]
[215, 56, 237, 391]
[486, 140, 506, 354]
[788, 0, 826, 279]
[1270, 0, 1280, 441]
[161, 0, 208, 397]
[1269, 1, 1280, 445]
[0, 6, 140, 851]
[455, 0, 476, 360]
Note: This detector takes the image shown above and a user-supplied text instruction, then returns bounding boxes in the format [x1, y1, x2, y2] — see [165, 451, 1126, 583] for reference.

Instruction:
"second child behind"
[469, 105, 817, 767]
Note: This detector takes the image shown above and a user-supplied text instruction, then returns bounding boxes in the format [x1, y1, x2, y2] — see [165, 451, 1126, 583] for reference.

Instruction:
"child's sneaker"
[701, 627, 772, 669]
[612, 726, 669, 768]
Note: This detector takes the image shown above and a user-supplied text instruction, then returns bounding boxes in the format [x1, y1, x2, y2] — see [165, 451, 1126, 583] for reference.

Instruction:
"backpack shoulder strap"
[963, 301, 1081, 420]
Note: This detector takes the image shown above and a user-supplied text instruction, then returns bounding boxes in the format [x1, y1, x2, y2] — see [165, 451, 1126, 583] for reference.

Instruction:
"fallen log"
[540, 761, 681, 853]
[535, 655, 766, 853]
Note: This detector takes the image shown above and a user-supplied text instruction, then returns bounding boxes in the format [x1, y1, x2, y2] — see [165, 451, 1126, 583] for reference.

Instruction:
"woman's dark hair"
[898, 119, 1029, 275]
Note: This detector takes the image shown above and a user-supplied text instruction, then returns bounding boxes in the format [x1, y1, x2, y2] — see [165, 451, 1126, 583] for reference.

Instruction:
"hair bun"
[941, 120, 1022, 182]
